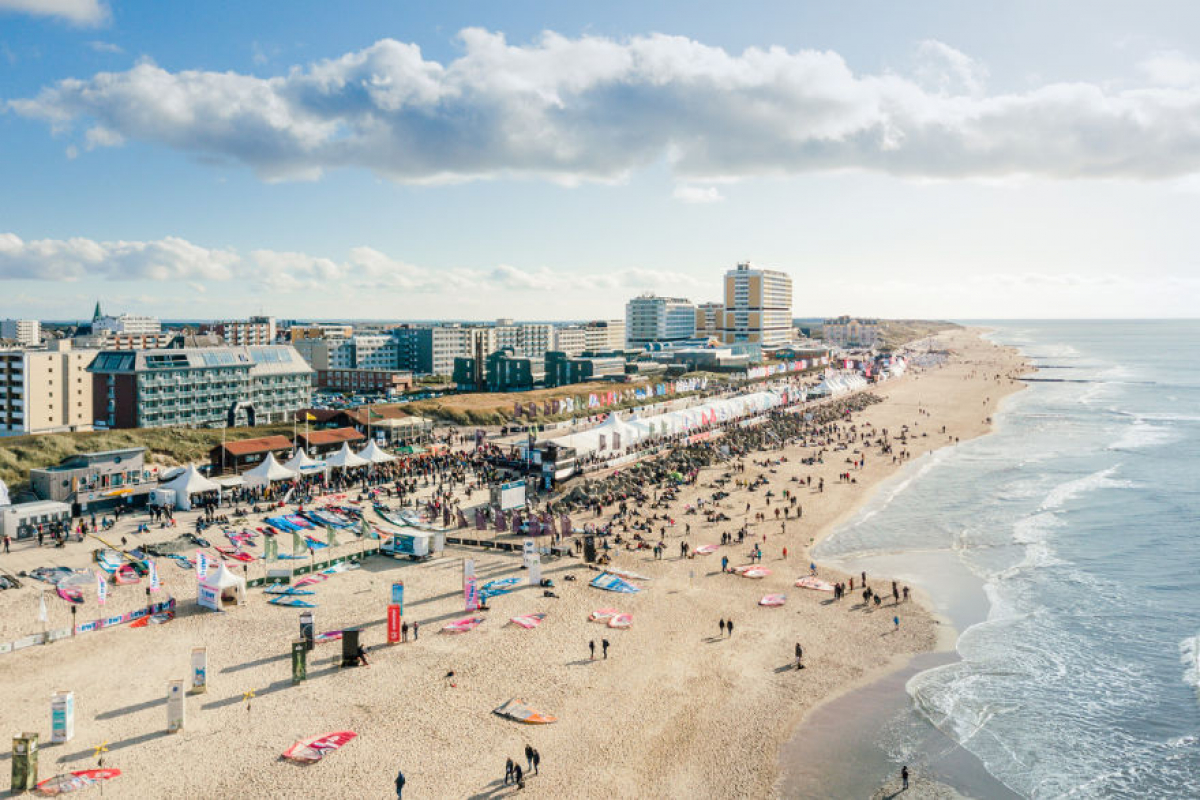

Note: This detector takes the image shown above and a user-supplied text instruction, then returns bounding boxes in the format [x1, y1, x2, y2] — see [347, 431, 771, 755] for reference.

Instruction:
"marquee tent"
[357, 440, 396, 464]
[284, 448, 327, 475]
[326, 442, 369, 470]
[197, 562, 247, 611]
[161, 465, 221, 511]
[243, 452, 297, 488]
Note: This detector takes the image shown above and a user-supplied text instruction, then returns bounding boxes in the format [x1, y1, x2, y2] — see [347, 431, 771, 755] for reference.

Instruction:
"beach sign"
[50, 692, 74, 743]
[291, 641, 307, 684]
[463, 559, 479, 611]
[190, 648, 207, 694]
[387, 604, 401, 644]
[528, 553, 542, 586]
[166, 680, 185, 734]
[391, 582, 404, 614]
[149, 560, 161, 593]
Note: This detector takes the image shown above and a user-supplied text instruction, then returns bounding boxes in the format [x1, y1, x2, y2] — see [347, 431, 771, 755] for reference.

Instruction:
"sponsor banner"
[387, 604, 402, 643]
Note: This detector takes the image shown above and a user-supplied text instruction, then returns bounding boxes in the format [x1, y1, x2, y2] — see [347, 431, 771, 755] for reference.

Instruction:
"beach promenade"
[0, 328, 1027, 799]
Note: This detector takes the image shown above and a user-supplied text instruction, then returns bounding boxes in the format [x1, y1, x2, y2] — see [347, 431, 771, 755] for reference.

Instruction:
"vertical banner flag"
[196, 550, 209, 580]
[167, 679, 185, 734]
[149, 560, 161, 593]
[264, 535, 278, 562]
[38, 592, 48, 624]
[463, 559, 479, 611]
[326, 525, 339, 548]
[528, 553, 542, 586]
[96, 573, 108, 605]
[292, 530, 305, 556]
[391, 582, 405, 615]
[190, 647, 208, 694]
[387, 604, 402, 644]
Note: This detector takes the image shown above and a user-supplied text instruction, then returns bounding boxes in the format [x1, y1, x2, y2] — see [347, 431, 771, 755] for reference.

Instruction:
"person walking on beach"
[602, 638, 610, 659]
[514, 763, 524, 790]
[727, 619, 734, 637]
[589, 640, 595, 660]
[524, 744, 534, 772]
[395, 769, 406, 799]
[505, 757, 515, 786]
[795, 642, 804, 670]
[532, 749, 540, 775]
[901, 765, 909, 790]
[412, 621, 419, 640]
[719, 619, 726, 637]
[401, 620, 409, 642]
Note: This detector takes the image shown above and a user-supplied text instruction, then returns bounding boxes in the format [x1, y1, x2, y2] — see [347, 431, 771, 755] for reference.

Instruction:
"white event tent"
[326, 442, 369, 470]
[197, 562, 247, 611]
[284, 448, 327, 475]
[161, 465, 221, 511]
[358, 440, 396, 464]
[243, 452, 297, 488]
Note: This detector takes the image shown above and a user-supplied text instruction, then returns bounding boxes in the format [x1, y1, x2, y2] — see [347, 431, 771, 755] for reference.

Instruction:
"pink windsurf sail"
[282, 731, 357, 763]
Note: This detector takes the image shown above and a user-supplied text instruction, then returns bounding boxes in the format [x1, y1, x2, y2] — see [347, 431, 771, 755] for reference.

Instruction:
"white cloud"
[673, 185, 725, 203]
[88, 40, 123, 54]
[0, 0, 107, 26]
[0, 232, 704, 299]
[1138, 50, 1200, 87]
[13, 30, 1200, 185]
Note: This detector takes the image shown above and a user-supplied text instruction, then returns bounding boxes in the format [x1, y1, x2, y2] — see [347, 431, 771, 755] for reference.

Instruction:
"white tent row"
[557, 390, 784, 456]
[244, 452, 297, 488]
[161, 465, 221, 511]
[284, 448, 328, 475]
[812, 371, 869, 397]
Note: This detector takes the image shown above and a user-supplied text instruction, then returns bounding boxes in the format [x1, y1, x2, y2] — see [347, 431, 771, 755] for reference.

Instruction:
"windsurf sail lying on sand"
[607, 613, 633, 628]
[314, 630, 343, 644]
[36, 769, 121, 795]
[114, 564, 141, 585]
[265, 585, 315, 596]
[589, 608, 619, 621]
[759, 594, 787, 607]
[481, 577, 520, 599]
[281, 731, 357, 763]
[508, 613, 546, 629]
[603, 567, 651, 582]
[795, 577, 835, 592]
[269, 597, 316, 608]
[734, 565, 771, 578]
[694, 545, 719, 555]
[56, 585, 84, 604]
[590, 573, 641, 594]
[441, 617, 484, 634]
[493, 698, 557, 725]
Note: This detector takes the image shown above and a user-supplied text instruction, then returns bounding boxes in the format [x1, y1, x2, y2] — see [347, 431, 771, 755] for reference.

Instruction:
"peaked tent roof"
[162, 464, 220, 496]
[357, 440, 396, 464]
[326, 442, 369, 469]
[243, 452, 297, 486]
[283, 448, 325, 473]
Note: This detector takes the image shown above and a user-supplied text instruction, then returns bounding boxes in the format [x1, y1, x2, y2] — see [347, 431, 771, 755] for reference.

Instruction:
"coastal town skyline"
[3, 1, 1200, 320]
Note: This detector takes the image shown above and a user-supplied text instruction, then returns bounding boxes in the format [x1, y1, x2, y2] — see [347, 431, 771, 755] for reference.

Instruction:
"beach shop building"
[30, 446, 157, 514]
[0, 500, 72, 541]
[209, 434, 294, 477]
[295, 427, 366, 457]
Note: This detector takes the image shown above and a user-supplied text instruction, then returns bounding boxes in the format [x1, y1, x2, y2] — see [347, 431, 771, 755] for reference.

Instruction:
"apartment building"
[199, 316, 277, 346]
[695, 303, 723, 339]
[1, 319, 41, 346]
[583, 320, 627, 353]
[554, 326, 588, 357]
[625, 295, 696, 348]
[89, 344, 312, 429]
[720, 262, 794, 347]
[0, 340, 94, 435]
[823, 316, 880, 348]
[493, 321, 554, 359]
[95, 313, 161, 336]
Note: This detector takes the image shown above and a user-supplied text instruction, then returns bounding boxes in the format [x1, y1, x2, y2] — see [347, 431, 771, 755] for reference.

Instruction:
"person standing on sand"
[525, 744, 534, 772]
[412, 621, 419, 639]
[795, 642, 804, 669]
[589, 640, 595, 660]
[903, 586, 910, 603]
[395, 770, 406, 799]
[532, 749, 540, 775]
[719, 619, 726, 637]
[514, 763, 524, 790]
[727, 619, 734, 637]
[505, 757, 515, 786]
[893, 615, 900, 631]
[602, 638, 610, 659]
[901, 765, 909, 790]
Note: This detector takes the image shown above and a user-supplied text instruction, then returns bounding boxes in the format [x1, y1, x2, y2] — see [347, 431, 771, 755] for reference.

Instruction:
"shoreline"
[777, 327, 1032, 798]
[0, 327, 1029, 799]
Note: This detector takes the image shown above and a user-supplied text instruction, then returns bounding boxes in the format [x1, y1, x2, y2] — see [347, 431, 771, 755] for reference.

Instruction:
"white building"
[554, 326, 588, 356]
[720, 262, 794, 348]
[625, 295, 696, 348]
[823, 316, 880, 348]
[0, 319, 41, 346]
[583, 320, 626, 353]
[95, 313, 161, 336]
[493, 321, 554, 359]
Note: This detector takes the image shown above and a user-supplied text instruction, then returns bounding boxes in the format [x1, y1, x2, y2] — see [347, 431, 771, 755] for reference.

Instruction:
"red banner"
[387, 604, 402, 643]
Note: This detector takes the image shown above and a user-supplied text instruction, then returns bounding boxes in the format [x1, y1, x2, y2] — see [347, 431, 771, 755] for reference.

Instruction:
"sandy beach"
[0, 327, 1028, 799]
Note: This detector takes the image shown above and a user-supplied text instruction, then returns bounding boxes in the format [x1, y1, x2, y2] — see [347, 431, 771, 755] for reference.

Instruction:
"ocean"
[811, 320, 1200, 798]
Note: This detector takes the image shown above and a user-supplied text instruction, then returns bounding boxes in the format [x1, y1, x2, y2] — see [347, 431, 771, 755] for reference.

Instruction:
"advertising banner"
[387, 604, 402, 644]
[190, 647, 207, 694]
[391, 582, 404, 614]
[96, 574, 107, 605]
[50, 691, 74, 743]
[148, 560, 161, 592]
[528, 553, 542, 586]
[166, 680, 185, 734]
[291, 640, 307, 684]
[463, 559, 479, 611]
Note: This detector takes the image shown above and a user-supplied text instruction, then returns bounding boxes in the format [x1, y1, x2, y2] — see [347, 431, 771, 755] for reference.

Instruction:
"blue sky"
[2, 0, 1199, 321]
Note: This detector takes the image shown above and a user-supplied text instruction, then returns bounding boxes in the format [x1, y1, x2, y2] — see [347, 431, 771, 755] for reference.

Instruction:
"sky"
[2, 0, 1199, 322]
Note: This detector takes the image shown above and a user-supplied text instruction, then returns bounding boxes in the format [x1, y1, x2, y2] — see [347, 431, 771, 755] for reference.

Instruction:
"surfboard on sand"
[759, 594, 787, 607]
[269, 597, 316, 608]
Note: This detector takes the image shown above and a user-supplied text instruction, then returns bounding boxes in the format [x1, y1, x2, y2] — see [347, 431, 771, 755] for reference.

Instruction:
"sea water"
[812, 320, 1200, 798]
